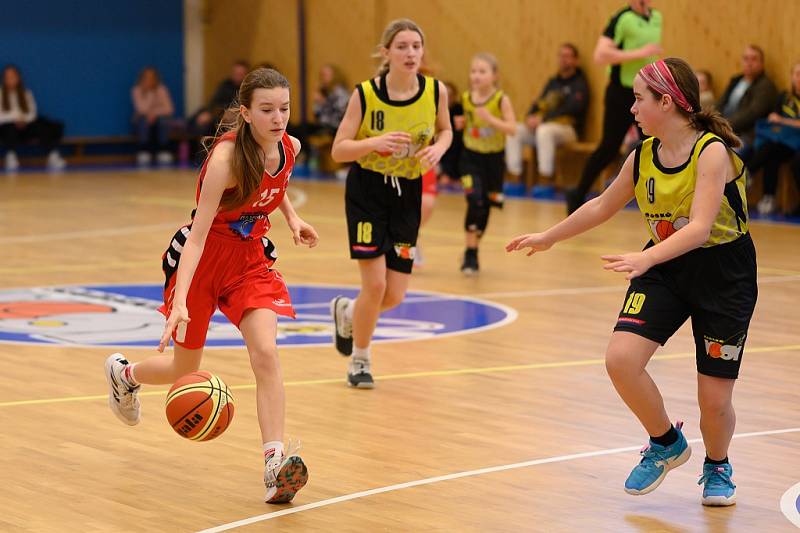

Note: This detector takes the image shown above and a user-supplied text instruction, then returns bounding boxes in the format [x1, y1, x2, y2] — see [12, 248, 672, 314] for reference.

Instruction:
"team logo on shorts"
[703, 332, 746, 362]
[0, 284, 516, 348]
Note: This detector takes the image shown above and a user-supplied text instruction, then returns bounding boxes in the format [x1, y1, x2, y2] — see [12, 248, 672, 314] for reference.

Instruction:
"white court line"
[289, 274, 800, 310]
[198, 427, 800, 532]
[781, 481, 800, 528]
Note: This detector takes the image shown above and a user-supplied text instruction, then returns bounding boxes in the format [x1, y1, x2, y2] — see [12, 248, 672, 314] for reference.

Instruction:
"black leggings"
[574, 83, 636, 198]
[747, 141, 800, 195]
[0, 117, 63, 151]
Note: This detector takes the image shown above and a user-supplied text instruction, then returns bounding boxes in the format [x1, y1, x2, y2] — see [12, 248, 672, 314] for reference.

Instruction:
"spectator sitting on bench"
[188, 60, 249, 138]
[131, 66, 175, 166]
[717, 45, 778, 159]
[0, 64, 66, 172]
[695, 69, 715, 111]
[288, 63, 349, 165]
[505, 43, 589, 184]
[747, 61, 800, 215]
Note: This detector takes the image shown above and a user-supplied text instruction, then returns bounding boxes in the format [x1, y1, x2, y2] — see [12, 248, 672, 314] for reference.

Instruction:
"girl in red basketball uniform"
[104, 68, 318, 504]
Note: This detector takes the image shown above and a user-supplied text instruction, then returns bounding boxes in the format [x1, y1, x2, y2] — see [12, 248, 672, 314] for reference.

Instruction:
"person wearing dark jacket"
[717, 45, 778, 153]
[188, 60, 250, 138]
[506, 43, 589, 181]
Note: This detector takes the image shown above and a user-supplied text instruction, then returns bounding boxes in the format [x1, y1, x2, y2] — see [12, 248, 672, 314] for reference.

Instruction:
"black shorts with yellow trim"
[345, 164, 422, 274]
[613, 233, 757, 379]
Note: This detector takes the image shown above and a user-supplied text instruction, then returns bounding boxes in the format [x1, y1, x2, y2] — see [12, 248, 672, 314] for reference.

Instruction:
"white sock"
[263, 441, 284, 459]
[352, 346, 370, 362]
[123, 362, 139, 386]
[344, 298, 355, 321]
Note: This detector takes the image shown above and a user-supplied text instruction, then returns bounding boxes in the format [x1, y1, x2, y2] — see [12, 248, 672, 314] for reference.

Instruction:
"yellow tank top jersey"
[634, 132, 749, 247]
[461, 90, 505, 153]
[355, 74, 438, 179]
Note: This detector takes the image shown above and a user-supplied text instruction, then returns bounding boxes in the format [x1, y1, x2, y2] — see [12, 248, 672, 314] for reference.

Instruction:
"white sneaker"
[330, 296, 353, 356]
[156, 151, 174, 165]
[136, 151, 152, 167]
[5, 151, 19, 172]
[264, 442, 308, 504]
[757, 194, 776, 215]
[46, 150, 66, 171]
[104, 353, 141, 426]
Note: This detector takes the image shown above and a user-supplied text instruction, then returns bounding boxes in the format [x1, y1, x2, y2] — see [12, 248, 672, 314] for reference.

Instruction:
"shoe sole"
[347, 379, 375, 389]
[461, 268, 479, 277]
[266, 456, 309, 504]
[330, 296, 353, 356]
[702, 493, 736, 506]
[624, 444, 692, 496]
[104, 353, 140, 426]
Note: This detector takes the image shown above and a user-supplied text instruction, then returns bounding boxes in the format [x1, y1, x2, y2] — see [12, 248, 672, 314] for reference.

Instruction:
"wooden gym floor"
[1, 168, 798, 532]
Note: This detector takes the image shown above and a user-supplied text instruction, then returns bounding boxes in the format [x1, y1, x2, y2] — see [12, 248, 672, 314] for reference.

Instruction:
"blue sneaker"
[624, 421, 692, 495]
[698, 462, 736, 506]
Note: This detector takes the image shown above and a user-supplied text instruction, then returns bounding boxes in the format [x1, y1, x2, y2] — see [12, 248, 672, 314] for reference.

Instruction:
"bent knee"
[381, 289, 405, 310]
[249, 345, 279, 374]
[605, 349, 640, 378]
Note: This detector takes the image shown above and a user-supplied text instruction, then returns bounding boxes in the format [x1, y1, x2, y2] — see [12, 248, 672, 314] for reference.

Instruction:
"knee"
[605, 349, 637, 381]
[382, 286, 405, 310]
[362, 277, 387, 299]
[249, 344, 280, 377]
[698, 390, 732, 416]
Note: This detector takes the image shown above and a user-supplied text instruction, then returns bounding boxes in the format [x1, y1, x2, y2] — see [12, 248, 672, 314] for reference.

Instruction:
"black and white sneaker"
[330, 296, 353, 356]
[347, 359, 375, 389]
[460, 249, 479, 276]
[105, 353, 141, 426]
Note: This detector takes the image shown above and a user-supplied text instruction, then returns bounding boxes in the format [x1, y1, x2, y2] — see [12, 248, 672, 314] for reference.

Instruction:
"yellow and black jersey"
[633, 132, 748, 247]
[461, 90, 505, 154]
[355, 73, 439, 179]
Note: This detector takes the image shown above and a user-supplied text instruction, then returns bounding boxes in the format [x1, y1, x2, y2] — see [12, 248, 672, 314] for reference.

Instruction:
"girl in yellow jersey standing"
[329, 19, 452, 388]
[507, 58, 756, 506]
[458, 53, 517, 275]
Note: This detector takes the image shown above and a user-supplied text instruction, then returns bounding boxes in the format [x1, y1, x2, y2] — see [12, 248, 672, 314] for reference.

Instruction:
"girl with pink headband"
[507, 57, 756, 507]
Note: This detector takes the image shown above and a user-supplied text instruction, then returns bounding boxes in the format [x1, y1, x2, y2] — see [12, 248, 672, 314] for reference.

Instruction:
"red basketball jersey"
[196, 131, 295, 241]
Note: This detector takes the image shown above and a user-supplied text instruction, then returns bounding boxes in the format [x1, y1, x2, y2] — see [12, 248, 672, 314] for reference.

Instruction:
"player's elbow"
[331, 144, 346, 163]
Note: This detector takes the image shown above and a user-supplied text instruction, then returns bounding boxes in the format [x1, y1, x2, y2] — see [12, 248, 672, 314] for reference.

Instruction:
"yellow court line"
[1, 344, 798, 409]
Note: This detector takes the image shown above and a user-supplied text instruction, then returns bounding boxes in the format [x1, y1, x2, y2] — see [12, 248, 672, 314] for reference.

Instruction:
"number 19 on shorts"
[356, 221, 373, 244]
[623, 292, 646, 314]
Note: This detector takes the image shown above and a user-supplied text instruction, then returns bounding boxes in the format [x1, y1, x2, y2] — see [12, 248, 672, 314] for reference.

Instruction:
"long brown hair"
[215, 67, 291, 211]
[373, 19, 425, 76]
[1, 65, 29, 114]
[645, 57, 741, 148]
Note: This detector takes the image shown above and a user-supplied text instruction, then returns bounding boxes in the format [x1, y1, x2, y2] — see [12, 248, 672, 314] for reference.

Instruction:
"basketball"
[165, 371, 234, 441]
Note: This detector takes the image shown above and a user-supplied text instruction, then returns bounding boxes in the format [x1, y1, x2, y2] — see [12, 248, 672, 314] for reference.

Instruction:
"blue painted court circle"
[0, 284, 516, 348]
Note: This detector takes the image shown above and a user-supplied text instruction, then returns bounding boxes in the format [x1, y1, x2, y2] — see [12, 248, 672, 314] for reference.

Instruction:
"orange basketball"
[165, 371, 234, 441]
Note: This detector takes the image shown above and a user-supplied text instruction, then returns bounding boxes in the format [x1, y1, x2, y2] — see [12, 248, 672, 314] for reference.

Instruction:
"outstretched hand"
[505, 233, 553, 256]
[601, 252, 654, 280]
[289, 217, 319, 248]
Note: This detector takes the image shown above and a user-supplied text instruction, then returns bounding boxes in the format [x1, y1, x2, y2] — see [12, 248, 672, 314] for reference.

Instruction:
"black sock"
[650, 425, 678, 447]
[465, 247, 478, 257]
[704, 456, 729, 465]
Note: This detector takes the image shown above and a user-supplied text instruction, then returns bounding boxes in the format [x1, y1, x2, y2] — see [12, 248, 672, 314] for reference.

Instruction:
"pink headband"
[639, 60, 695, 113]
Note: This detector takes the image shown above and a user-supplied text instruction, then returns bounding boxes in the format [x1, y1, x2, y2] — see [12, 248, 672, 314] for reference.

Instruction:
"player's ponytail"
[217, 68, 291, 211]
[373, 19, 425, 76]
[691, 109, 741, 148]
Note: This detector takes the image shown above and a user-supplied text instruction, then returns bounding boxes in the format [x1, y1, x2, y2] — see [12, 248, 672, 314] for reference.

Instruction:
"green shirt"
[603, 6, 663, 88]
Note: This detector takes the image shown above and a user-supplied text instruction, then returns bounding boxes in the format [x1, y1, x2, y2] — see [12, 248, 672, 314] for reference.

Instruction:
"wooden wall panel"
[204, 0, 799, 141]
